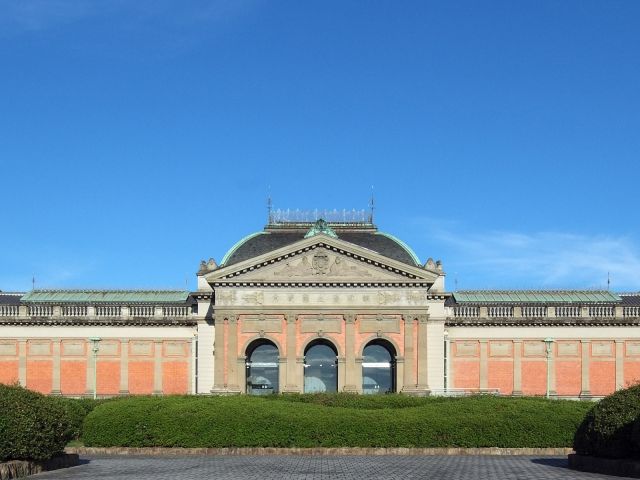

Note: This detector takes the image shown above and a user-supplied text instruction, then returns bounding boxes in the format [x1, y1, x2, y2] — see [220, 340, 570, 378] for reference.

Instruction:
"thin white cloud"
[415, 219, 640, 291]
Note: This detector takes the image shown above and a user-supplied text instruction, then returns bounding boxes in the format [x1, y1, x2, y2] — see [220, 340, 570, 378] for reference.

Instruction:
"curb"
[65, 447, 574, 457]
[0, 454, 79, 480]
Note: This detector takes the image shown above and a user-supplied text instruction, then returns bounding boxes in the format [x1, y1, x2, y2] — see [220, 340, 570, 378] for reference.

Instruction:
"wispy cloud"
[413, 219, 640, 291]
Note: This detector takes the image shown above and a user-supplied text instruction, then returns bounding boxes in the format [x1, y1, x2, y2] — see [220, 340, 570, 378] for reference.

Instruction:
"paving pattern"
[33, 455, 632, 480]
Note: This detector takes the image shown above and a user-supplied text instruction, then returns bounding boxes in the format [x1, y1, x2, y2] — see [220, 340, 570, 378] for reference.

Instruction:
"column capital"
[417, 314, 429, 324]
[344, 313, 356, 324]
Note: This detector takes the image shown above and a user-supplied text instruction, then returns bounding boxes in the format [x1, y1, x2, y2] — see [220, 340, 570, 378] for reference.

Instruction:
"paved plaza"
[33, 455, 631, 479]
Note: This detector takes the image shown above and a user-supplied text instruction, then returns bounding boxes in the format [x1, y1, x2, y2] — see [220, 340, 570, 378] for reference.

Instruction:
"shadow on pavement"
[530, 457, 569, 469]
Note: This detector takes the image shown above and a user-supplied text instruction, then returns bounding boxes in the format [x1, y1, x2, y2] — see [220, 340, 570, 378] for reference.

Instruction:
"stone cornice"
[0, 317, 197, 327]
[446, 317, 640, 327]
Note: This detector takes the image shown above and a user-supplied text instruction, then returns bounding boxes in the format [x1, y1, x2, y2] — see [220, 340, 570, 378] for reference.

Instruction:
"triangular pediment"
[204, 234, 439, 284]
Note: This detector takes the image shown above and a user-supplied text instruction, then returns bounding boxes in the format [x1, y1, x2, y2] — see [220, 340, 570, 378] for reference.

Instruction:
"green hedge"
[83, 394, 591, 448]
[574, 384, 640, 458]
[0, 385, 75, 461]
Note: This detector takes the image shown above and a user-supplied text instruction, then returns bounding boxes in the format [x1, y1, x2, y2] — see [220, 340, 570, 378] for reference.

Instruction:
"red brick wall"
[590, 361, 615, 396]
[60, 360, 86, 395]
[26, 360, 52, 394]
[97, 361, 121, 395]
[163, 361, 189, 394]
[0, 360, 19, 384]
[488, 361, 513, 395]
[129, 361, 154, 394]
[521, 361, 546, 395]
[555, 361, 581, 396]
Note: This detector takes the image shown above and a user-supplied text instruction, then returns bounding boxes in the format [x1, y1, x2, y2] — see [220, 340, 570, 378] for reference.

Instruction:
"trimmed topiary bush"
[574, 384, 640, 458]
[83, 394, 591, 449]
[0, 384, 75, 461]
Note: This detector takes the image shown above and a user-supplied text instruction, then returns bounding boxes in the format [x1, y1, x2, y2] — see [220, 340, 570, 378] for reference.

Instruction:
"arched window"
[304, 340, 338, 393]
[362, 341, 396, 394]
[246, 340, 279, 395]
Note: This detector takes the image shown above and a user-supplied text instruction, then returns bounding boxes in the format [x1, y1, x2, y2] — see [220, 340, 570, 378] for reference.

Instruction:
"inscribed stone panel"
[130, 341, 153, 356]
[62, 340, 85, 356]
[557, 341, 579, 357]
[455, 341, 478, 357]
[0, 341, 17, 356]
[489, 341, 512, 357]
[359, 316, 400, 333]
[164, 341, 188, 357]
[592, 341, 613, 357]
[28, 340, 51, 356]
[300, 316, 342, 333]
[523, 341, 545, 357]
[97, 341, 119, 357]
[241, 316, 282, 333]
[626, 341, 640, 357]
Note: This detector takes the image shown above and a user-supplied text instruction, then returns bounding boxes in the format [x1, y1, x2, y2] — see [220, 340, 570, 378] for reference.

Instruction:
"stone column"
[548, 341, 557, 396]
[479, 340, 488, 390]
[226, 315, 240, 392]
[512, 340, 522, 396]
[51, 339, 61, 395]
[580, 340, 591, 398]
[395, 356, 405, 393]
[284, 313, 299, 392]
[211, 313, 226, 393]
[297, 356, 305, 393]
[197, 319, 215, 394]
[337, 356, 346, 392]
[85, 341, 95, 396]
[153, 340, 163, 395]
[416, 315, 430, 393]
[18, 340, 27, 387]
[278, 356, 286, 394]
[120, 339, 129, 395]
[615, 340, 625, 391]
[343, 314, 357, 392]
[402, 313, 416, 391]
[237, 356, 247, 393]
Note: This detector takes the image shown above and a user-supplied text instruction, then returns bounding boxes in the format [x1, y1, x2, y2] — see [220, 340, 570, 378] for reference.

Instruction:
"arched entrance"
[303, 340, 338, 393]
[362, 340, 396, 394]
[245, 340, 279, 395]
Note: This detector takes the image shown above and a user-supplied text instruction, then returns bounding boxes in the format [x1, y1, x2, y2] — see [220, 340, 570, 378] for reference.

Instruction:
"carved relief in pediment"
[235, 251, 401, 282]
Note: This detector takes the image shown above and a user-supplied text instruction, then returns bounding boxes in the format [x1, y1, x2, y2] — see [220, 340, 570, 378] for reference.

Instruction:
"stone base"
[210, 387, 240, 395]
[569, 453, 640, 478]
[0, 453, 79, 480]
[401, 386, 431, 396]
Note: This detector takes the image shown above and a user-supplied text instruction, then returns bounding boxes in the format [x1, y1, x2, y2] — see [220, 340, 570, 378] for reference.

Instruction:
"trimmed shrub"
[83, 394, 591, 448]
[0, 384, 75, 461]
[574, 384, 640, 458]
[53, 397, 105, 441]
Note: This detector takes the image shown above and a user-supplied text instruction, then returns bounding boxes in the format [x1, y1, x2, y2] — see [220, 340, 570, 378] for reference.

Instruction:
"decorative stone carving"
[359, 315, 400, 333]
[241, 315, 282, 333]
[557, 341, 579, 357]
[300, 315, 342, 333]
[592, 341, 613, 356]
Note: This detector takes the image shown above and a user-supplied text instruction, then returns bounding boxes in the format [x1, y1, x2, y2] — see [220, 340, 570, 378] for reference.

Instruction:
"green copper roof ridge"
[304, 219, 338, 239]
[220, 231, 266, 266]
[375, 231, 421, 266]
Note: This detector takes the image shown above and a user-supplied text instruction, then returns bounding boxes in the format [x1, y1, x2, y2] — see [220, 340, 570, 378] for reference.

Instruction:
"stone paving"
[33, 455, 632, 480]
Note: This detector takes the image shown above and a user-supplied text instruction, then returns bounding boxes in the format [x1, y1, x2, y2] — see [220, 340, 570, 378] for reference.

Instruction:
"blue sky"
[1, 1, 639, 292]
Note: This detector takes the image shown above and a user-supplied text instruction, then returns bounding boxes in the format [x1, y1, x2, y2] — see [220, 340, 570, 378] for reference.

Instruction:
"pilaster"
[120, 339, 129, 395]
[415, 314, 430, 394]
[615, 340, 624, 391]
[153, 340, 163, 395]
[401, 313, 416, 392]
[283, 313, 300, 393]
[211, 313, 227, 393]
[51, 339, 61, 395]
[479, 340, 488, 390]
[18, 340, 27, 387]
[512, 340, 522, 396]
[226, 315, 240, 393]
[343, 314, 357, 392]
[580, 340, 591, 399]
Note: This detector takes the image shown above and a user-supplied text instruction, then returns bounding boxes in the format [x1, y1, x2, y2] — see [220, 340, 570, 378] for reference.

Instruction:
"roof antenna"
[607, 272, 611, 291]
[32, 275, 36, 291]
[267, 187, 273, 224]
[369, 185, 375, 223]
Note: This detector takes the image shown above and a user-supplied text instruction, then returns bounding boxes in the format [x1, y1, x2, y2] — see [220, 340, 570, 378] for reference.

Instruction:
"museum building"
[1, 211, 639, 398]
